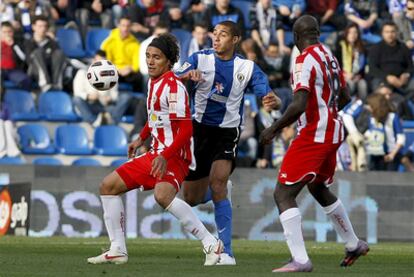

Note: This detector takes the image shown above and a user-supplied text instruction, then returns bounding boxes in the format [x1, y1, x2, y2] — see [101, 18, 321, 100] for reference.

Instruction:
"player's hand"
[262, 92, 281, 110]
[151, 155, 167, 179]
[181, 69, 205, 83]
[127, 137, 144, 159]
[259, 126, 278, 145]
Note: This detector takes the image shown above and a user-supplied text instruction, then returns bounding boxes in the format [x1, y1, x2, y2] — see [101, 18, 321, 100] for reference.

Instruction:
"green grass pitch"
[0, 237, 413, 276]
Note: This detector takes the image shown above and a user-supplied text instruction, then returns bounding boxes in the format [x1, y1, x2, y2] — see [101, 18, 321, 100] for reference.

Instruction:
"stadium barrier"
[1, 165, 413, 242]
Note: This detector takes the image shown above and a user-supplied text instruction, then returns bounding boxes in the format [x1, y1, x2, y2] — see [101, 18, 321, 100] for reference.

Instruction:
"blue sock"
[201, 186, 212, 204]
[214, 199, 233, 256]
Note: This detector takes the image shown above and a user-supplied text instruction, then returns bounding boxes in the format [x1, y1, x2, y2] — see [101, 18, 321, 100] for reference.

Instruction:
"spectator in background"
[273, 0, 306, 29]
[161, 0, 193, 30]
[188, 22, 212, 56]
[1, 22, 32, 91]
[182, 0, 208, 25]
[401, 141, 414, 171]
[127, 0, 165, 40]
[0, 1, 15, 23]
[240, 38, 273, 78]
[344, 0, 378, 33]
[24, 15, 67, 92]
[0, 89, 21, 159]
[271, 124, 295, 168]
[49, 0, 78, 24]
[203, 0, 245, 37]
[306, 0, 346, 31]
[388, 0, 407, 20]
[73, 50, 132, 127]
[101, 16, 143, 92]
[368, 21, 414, 96]
[336, 23, 368, 101]
[263, 42, 290, 88]
[76, 0, 115, 41]
[238, 100, 258, 165]
[365, 93, 405, 171]
[250, 0, 290, 54]
[394, 0, 414, 51]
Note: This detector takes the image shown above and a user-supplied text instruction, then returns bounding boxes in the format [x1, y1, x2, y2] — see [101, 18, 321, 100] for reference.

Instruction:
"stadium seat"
[56, 28, 87, 58]
[0, 156, 26, 165]
[110, 158, 128, 167]
[55, 124, 94, 155]
[231, 0, 253, 29]
[118, 82, 134, 91]
[171, 28, 192, 65]
[85, 28, 110, 57]
[33, 157, 63, 166]
[4, 90, 40, 121]
[284, 31, 294, 46]
[94, 125, 128, 156]
[72, 158, 102, 166]
[38, 91, 80, 122]
[4, 80, 18, 89]
[402, 120, 414, 153]
[17, 124, 56, 154]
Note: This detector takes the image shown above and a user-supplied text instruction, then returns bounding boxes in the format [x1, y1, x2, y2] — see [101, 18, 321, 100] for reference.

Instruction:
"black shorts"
[186, 120, 240, 181]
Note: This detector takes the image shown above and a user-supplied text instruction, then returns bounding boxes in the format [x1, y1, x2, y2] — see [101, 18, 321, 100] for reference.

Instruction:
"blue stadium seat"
[4, 90, 40, 121]
[118, 82, 134, 91]
[72, 158, 102, 166]
[17, 124, 56, 154]
[402, 120, 414, 153]
[94, 126, 128, 156]
[56, 28, 87, 58]
[0, 156, 25, 165]
[172, 28, 192, 65]
[38, 91, 80, 122]
[284, 31, 294, 46]
[33, 157, 63, 166]
[4, 80, 18, 89]
[85, 28, 110, 57]
[55, 124, 94, 155]
[231, 0, 253, 29]
[110, 158, 128, 167]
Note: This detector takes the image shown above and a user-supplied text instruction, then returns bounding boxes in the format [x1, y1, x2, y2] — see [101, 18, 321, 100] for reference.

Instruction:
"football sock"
[322, 199, 359, 250]
[279, 208, 309, 264]
[166, 197, 216, 247]
[101, 195, 127, 254]
[214, 199, 233, 256]
[201, 186, 212, 204]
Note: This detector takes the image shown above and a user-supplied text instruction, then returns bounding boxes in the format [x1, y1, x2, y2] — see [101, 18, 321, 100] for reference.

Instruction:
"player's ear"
[233, 35, 241, 44]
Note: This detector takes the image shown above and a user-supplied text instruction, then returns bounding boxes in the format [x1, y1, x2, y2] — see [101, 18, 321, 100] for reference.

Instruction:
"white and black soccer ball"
[87, 60, 118, 91]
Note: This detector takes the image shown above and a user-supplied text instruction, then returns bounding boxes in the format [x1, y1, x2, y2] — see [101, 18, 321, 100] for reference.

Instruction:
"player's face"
[212, 25, 238, 55]
[146, 46, 171, 79]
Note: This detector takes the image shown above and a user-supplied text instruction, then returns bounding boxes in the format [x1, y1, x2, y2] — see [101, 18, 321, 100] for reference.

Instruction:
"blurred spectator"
[182, 0, 208, 25]
[0, 89, 21, 158]
[24, 15, 67, 92]
[14, 0, 54, 39]
[306, 0, 346, 31]
[335, 23, 368, 101]
[73, 50, 132, 126]
[1, 22, 32, 91]
[341, 98, 368, 171]
[368, 21, 414, 96]
[0, 2, 15, 23]
[127, 0, 165, 39]
[203, 0, 245, 37]
[240, 38, 273, 76]
[271, 124, 295, 168]
[401, 141, 414, 171]
[388, 0, 407, 20]
[76, 0, 115, 41]
[238, 100, 258, 164]
[273, 0, 306, 29]
[263, 42, 290, 88]
[101, 16, 143, 92]
[394, 0, 414, 51]
[161, 0, 193, 30]
[250, 0, 290, 54]
[188, 22, 212, 56]
[49, 0, 78, 24]
[344, 0, 378, 32]
[365, 93, 405, 171]
[336, 141, 352, 171]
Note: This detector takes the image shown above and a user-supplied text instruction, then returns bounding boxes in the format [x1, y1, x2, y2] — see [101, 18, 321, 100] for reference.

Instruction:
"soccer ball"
[87, 60, 118, 91]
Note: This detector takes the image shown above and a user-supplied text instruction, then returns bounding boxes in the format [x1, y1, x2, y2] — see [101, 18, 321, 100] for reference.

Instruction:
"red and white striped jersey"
[291, 43, 346, 144]
[146, 71, 194, 167]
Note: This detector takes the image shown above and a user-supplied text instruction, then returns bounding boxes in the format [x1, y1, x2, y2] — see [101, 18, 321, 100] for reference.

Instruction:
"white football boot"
[217, 253, 237, 265]
[203, 239, 224, 266]
[87, 248, 128, 265]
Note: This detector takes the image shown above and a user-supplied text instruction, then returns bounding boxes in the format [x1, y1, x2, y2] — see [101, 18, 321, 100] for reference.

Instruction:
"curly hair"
[150, 34, 180, 68]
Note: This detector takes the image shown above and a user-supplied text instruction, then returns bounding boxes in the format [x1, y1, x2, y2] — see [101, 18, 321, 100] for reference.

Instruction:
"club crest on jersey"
[236, 73, 245, 83]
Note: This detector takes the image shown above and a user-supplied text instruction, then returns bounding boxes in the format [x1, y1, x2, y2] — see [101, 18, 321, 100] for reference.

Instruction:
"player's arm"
[250, 64, 281, 110]
[259, 90, 308, 145]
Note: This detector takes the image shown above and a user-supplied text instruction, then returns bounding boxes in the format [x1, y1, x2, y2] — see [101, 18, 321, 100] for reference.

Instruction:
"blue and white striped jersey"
[176, 49, 271, 128]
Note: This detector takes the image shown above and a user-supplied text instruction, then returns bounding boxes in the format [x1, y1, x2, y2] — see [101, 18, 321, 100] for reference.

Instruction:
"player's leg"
[154, 182, 223, 266]
[209, 159, 235, 265]
[272, 180, 313, 273]
[182, 177, 210, 206]
[87, 171, 129, 265]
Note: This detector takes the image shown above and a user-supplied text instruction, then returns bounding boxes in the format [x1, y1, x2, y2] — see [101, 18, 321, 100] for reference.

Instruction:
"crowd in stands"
[1, 0, 414, 172]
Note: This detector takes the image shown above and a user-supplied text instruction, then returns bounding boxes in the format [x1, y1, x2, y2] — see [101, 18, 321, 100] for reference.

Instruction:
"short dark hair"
[32, 15, 49, 25]
[1, 21, 13, 29]
[381, 20, 398, 32]
[118, 15, 131, 23]
[216, 21, 241, 37]
[154, 21, 169, 31]
[194, 22, 208, 31]
[150, 33, 180, 67]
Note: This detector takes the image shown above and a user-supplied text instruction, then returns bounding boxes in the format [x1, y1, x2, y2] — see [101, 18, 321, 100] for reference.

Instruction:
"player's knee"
[154, 188, 173, 209]
[100, 176, 119, 195]
[182, 191, 200, 206]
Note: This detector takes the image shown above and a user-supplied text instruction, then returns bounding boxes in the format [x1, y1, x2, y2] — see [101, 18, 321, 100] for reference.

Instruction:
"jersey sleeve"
[175, 52, 198, 76]
[247, 63, 272, 98]
[169, 82, 191, 120]
[292, 54, 313, 94]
